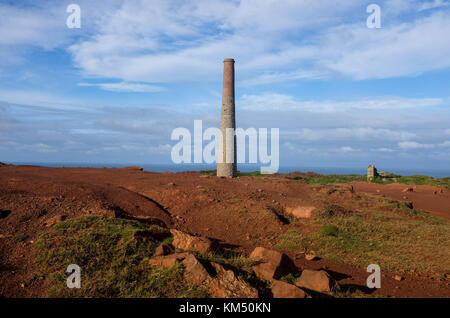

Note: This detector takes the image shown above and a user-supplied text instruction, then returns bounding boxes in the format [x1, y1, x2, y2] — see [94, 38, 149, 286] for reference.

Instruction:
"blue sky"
[1, 0, 450, 172]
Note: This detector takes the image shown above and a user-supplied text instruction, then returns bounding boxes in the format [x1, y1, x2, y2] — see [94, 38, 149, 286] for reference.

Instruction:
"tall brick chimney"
[217, 58, 237, 177]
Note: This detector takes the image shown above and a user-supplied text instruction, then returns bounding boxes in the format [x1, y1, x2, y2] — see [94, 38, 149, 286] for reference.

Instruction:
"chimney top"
[224, 58, 235, 62]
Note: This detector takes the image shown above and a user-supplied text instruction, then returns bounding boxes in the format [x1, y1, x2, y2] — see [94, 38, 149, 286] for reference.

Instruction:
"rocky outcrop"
[170, 229, 214, 253]
[270, 279, 307, 298]
[209, 262, 258, 298]
[148, 252, 210, 285]
[249, 247, 297, 280]
[295, 269, 338, 292]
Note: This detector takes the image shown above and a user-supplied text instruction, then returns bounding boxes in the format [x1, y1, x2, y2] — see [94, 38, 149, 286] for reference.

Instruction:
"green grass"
[237, 171, 262, 177]
[372, 175, 450, 188]
[275, 207, 450, 275]
[321, 225, 339, 237]
[301, 173, 450, 189]
[36, 215, 209, 298]
[304, 174, 366, 184]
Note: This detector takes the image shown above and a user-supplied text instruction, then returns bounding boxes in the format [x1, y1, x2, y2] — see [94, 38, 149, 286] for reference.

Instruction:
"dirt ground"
[350, 182, 450, 221]
[0, 165, 449, 298]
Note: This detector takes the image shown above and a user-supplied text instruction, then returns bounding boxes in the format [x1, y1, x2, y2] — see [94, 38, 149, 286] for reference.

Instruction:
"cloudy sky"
[1, 0, 450, 173]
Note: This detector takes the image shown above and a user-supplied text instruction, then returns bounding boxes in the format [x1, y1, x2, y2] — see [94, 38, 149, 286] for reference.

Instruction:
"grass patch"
[304, 174, 366, 184]
[36, 215, 208, 298]
[302, 173, 450, 189]
[321, 225, 339, 237]
[275, 209, 450, 275]
[237, 171, 263, 177]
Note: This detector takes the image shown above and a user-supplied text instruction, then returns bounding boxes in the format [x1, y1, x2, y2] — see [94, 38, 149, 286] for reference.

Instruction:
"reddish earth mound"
[0, 165, 449, 298]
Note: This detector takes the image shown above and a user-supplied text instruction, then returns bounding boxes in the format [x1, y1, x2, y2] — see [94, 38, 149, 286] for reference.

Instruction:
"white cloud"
[78, 82, 164, 93]
[373, 148, 395, 152]
[398, 141, 435, 149]
[298, 128, 415, 141]
[240, 93, 442, 112]
[439, 141, 450, 147]
[4, 1, 450, 83]
[66, 1, 450, 83]
[339, 146, 355, 152]
[419, 0, 450, 11]
[320, 12, 450, 79]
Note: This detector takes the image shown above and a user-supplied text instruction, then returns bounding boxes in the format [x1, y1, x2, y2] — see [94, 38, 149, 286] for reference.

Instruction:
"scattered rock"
[402, 187, 414, 193]
[170, 229, 214, 253]
[153, 243, 174, 256]
[182, 253, 211, 285]
[295, 269, 338, 292]
[285, 206, 316, 219]
[209, 263, 258, 298]
[394, 275, 404, 281]
[167, 182, 176, 186]
[249, 247, 297, 280]
[270, 279, 307, 298]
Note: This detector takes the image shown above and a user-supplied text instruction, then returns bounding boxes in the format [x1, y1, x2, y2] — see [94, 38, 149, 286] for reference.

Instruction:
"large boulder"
[270, 280, 307, 298]
[170, 229, 214, 253]
[295, 269, 337, 292]
[249, 247, 297, 280]
[209, 263, 258, 298]
[148, 252, 210, 285]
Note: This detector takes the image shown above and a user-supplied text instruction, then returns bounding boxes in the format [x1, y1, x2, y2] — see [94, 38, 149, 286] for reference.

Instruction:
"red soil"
[0, 165, 449, 298]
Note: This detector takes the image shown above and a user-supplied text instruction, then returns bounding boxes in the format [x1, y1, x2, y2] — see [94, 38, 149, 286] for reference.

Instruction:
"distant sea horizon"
[5, 161, 450, 178]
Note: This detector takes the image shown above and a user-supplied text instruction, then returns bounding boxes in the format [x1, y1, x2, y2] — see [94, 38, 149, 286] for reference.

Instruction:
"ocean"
[6, 162, 450, 178]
